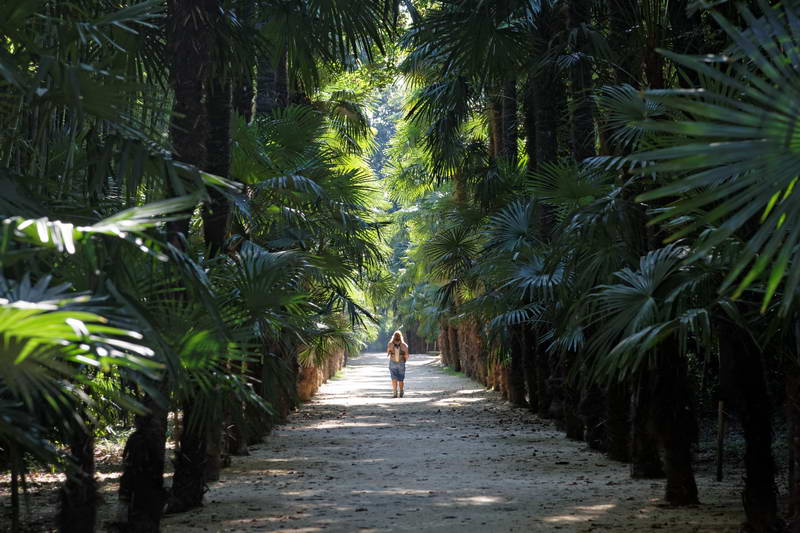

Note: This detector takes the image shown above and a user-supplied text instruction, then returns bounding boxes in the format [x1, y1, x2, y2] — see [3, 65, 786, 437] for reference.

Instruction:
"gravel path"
[162, 352, 744, 532]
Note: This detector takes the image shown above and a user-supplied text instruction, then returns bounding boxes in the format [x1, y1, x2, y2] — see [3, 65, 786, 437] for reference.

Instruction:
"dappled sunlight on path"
[163, 352, 744, 532]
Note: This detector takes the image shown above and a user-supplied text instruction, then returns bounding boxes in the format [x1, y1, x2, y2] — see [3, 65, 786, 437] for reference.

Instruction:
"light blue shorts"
[389, 361, 406, 381]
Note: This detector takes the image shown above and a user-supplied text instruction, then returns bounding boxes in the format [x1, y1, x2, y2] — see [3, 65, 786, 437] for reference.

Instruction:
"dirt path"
[163, 352, 744, 532]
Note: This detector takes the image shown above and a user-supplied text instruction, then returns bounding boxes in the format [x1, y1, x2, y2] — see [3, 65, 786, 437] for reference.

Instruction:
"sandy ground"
[160, 352, 746, 533]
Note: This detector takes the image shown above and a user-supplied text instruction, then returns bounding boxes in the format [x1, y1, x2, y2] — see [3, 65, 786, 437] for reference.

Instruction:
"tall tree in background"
[568, 0, 594, 163]
[164, 0, 218, 515]
[165, 0, 215, 246]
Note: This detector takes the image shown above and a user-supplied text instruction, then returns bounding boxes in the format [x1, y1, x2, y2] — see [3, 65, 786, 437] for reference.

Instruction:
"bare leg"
[391, 378, 398, 397]
[399, 381, 404, 397]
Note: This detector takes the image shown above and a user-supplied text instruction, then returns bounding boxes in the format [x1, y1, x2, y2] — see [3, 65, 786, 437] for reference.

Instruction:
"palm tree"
[623, 2, 800, 528]
[567, 0, 597, 162]
[0, 196, 202, 532]
[159, 0, 221, 515]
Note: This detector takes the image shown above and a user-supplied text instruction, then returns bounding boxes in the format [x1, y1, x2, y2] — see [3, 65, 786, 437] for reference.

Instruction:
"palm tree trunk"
[643, 44, 665, 89]
[520, 76, 543, 413]
[536, 341, 553, 418]
[286, 346, 301, 412]
[439, 322, 451, 367]
[652, 345, 698, 505]
[488, 92, 503, 159]
[507, 328, 528, 407]
[606, 0, 669, 481]
[165, 0, 214, 246]
[522, 327, 539, 412]
[448, 324, 461, 373]
[225, 394, 250, 457]
[580, 384, 606, 450]
[608, 0, 641, 86]
[630, 376, 665, 479]
[534, 63, 562, 239]
[164, 0, 216, 513]
[606, 382, 631, 462]
[10, 449, 20, 533]
[117, 394, 169, 532]
[523, 81, 537, 172]
[269, 346, 299, 423]
[529, 60, 560, 414]
[234, 75, 255, 123]
[501, 79, 517, 161]
[232, 2, 255, 123]
[719, 322, 781, 531]
[568, 0, 595, 162]
[198, 111, 230, 514]
[275, 45, 289, 109]
[246, 353, 270, 444]
[205, 413, 224, 482]
[669, 0, 702, 89]
[561, 356, 584, 440]
[787, 358, 800, 527]
[534, 68, 560, 166]
[59, 426, 96, 533]
[642, 0, 668, 90]
[202, 77, 232, 258]
[166, 404, 208, 513]
[256, 52, 278, 115]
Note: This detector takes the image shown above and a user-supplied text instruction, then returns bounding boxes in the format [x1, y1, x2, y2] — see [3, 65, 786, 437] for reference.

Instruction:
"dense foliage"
[5, 0, 800, 532]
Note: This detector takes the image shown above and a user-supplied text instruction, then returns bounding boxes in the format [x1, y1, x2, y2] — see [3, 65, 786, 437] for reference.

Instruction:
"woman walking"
[387, 330, 409, 398]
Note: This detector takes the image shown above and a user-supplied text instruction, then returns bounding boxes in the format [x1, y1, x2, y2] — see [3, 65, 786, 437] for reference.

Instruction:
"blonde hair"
[391, 330, 404, 343]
